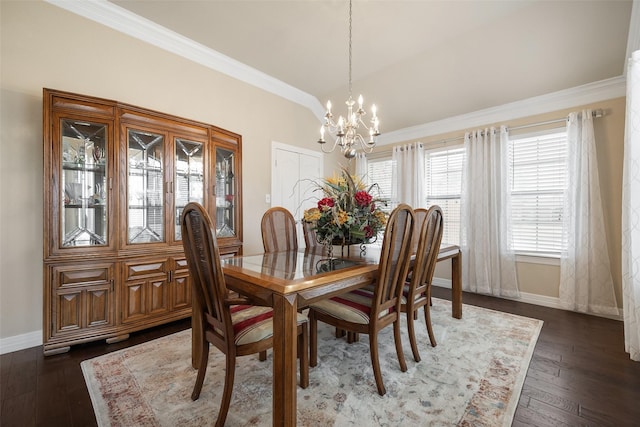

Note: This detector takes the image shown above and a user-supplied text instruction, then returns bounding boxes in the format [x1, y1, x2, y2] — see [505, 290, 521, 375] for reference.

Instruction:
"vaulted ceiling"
[94, 1, 635, 139]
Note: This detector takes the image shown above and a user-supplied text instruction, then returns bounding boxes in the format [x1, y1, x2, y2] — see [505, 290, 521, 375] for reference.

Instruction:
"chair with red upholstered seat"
[181, 202, 308, 427]
[308, 204, 415, 396]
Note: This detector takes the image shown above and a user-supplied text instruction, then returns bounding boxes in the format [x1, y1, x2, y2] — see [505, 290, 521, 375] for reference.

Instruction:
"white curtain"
[559, 110, 619, 316]
[623, 49, 640, 361]
[391, 142, 424, 207]
[354, 152, 367, 180]
[461, 127, 519, 297]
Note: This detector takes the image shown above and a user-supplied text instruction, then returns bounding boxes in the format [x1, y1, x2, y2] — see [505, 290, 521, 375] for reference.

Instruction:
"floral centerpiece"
[303, 168, 387, 247]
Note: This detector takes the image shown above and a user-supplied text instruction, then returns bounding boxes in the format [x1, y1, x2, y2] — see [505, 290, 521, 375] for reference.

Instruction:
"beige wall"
[397, 97, 626, 306]
[0, 1, 343, 340]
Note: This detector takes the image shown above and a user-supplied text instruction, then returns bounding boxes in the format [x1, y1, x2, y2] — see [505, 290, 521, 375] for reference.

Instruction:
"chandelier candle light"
[318, 0, 380, 159]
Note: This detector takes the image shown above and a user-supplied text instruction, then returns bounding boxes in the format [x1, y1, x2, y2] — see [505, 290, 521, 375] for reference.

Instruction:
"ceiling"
[105, 1, 634, 137]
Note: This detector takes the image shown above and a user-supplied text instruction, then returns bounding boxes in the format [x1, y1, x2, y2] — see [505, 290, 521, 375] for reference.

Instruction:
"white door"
[271, 142, 322, 247]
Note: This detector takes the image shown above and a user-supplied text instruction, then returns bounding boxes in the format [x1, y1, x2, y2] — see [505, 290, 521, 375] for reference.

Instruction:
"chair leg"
[310, 310, 318, 368]
[259, 350, 267, 361]
[191, 341, 210, 401]
[368, 332, 386, 396]
[424, 304, 437, 347]
[298, 323, 309, 388]
[393, 319, 408, 373]
[335, 327, 345, 338]
[407, 308, 421, 362]
[215, 354, 236, 427]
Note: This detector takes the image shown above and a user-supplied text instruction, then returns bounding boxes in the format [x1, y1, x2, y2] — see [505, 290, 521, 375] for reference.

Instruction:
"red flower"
[354, 191, 373, 207]
[318, 197, 335, 210]
[363, 225, 374, 238]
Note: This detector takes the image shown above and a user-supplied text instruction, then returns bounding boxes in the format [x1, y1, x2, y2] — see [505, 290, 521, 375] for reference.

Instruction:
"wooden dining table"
[191, 244, 462, 426]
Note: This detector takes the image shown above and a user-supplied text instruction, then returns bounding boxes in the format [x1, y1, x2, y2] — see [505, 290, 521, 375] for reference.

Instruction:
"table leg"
[452, 251, 462, 319]
[272, 293, 298, 427]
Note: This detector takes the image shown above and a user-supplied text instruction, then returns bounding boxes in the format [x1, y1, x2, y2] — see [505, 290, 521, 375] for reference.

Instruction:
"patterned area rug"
[82, 299, 542, 426]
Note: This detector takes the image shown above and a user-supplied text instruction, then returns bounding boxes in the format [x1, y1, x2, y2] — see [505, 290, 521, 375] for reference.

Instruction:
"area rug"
[81, 299, 542, 426]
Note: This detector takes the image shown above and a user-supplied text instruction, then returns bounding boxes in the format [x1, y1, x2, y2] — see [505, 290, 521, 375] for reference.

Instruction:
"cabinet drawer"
[123, 259, 168, 281]
[174, 257, 189, 274]
[53, 264, 111, 289]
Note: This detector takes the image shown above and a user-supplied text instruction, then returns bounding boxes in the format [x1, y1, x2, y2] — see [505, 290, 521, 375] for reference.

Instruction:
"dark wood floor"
[2, 288, 639, 426]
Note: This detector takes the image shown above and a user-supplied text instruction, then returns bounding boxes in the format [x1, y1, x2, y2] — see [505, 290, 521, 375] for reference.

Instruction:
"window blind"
[508, 130, 567, 255]
[425, 147, 464, 245]
[367, 158, 393, 213]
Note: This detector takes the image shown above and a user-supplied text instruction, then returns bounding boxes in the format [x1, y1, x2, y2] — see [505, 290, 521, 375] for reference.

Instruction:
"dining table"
[191, 243, 462, 426]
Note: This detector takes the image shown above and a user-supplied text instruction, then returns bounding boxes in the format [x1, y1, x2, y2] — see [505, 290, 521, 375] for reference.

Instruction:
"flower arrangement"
[303, 168, 387, 246]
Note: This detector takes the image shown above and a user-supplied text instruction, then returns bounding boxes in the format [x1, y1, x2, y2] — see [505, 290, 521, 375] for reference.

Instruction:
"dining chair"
[308, 204, 415, 396]
[302, 219, 321, 250]
[261, 206, 298, 252]
[401, 205, 444, 362]
[181, 202, 309, 427]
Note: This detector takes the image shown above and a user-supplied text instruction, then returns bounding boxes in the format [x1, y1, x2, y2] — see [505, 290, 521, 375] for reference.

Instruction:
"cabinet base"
[106, 334, 130, 344]
[43, 346, 71, 356]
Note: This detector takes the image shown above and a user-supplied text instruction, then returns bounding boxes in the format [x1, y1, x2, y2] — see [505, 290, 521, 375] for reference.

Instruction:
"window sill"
[515, 254, 560, 266]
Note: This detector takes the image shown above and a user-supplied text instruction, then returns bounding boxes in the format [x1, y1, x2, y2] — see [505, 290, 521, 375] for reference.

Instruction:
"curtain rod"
[433, 109, 605, 145]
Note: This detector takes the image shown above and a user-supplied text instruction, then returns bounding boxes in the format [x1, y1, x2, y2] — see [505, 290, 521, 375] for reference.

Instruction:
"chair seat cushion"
[310, 288, 389, 325]
[228, 305, 307, 346]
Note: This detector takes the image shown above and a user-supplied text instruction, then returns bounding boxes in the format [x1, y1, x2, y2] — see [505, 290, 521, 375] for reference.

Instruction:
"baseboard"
[0, 330, 42, 355]
[432, 279, 623, 321]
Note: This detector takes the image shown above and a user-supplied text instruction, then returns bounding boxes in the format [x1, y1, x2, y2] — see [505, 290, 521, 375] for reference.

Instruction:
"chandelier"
[317, 0, 380, 159]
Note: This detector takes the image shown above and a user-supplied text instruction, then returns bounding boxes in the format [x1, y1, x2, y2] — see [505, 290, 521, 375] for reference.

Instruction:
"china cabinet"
[43, 89, 242, 354]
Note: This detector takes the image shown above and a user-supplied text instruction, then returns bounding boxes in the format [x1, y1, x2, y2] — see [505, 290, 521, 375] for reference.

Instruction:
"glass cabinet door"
[127, 129, 165, 244]
[174, 138, 204, 240]
[215, 147, 237, 237]
[60, 120, 108, 247]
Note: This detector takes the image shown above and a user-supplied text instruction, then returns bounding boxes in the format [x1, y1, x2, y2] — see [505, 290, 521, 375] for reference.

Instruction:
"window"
[507, 130, 567, 256]
[366, 158, 393, 213]
[424, 147, 464, 245]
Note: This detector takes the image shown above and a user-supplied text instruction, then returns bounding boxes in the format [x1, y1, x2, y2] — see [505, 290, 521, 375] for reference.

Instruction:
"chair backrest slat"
[411, 208, 429, 255]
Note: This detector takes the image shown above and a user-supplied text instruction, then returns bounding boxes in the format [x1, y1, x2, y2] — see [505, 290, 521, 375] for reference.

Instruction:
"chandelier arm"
[319, 138, 341, 154]
[361, 143, 376, 153]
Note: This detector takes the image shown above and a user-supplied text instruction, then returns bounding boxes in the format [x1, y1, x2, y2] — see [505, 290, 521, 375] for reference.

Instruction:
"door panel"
[272, 144, 322, 247]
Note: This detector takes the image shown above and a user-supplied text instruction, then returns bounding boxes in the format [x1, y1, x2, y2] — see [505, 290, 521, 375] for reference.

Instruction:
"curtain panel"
[559, 110, 618, 317]
[461, 127, 519, 297]
[391, 143, 425, 207]
[622, 49, 640, 361]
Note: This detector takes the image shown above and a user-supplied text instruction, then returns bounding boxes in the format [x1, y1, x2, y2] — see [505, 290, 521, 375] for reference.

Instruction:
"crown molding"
[45, 0, 326, 118]
[377, 76, 627, 145]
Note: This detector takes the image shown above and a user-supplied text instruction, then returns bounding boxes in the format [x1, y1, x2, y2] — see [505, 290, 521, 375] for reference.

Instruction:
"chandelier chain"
[348, 0, 352, 98]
